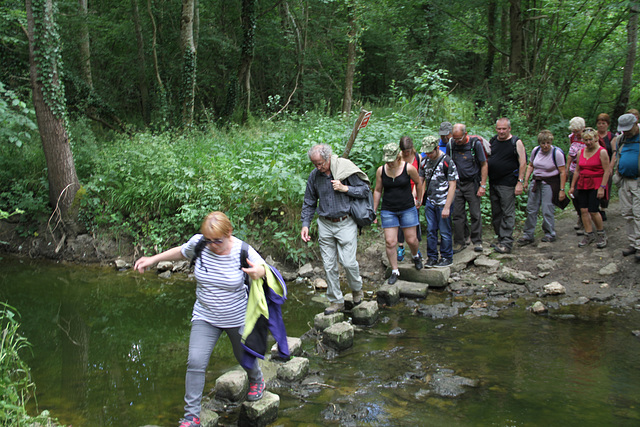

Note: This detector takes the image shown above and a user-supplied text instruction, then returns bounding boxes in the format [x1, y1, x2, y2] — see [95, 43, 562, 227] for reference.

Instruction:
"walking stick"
[341, 108, 371, 158]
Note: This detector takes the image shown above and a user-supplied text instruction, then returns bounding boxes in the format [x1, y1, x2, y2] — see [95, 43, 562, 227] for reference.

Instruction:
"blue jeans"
[424, 199, 453, 260]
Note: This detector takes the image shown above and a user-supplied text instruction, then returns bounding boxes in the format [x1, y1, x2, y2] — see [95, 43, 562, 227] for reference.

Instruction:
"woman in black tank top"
[373, 140, 424, 284]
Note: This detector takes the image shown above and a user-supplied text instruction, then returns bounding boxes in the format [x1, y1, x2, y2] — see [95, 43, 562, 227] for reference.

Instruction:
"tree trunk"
[147, 0, 168, 123]
[485, 0, 496, 81]
[77, 0, 92, 88]
[342, 3, 357, 116]
[613, 4, 639, 121]
[238, 0, 257, 122]
[179, 0, 197, 126]
[509, 0, 524, 79]
[26, 0, 80, 218]
[131, 0, 150, 125]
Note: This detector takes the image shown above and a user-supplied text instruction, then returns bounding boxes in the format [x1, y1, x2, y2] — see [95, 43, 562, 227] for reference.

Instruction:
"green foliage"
[30, 0, 68, 124]
[0, 81, 38, 148]
[0, 302, 55, 425]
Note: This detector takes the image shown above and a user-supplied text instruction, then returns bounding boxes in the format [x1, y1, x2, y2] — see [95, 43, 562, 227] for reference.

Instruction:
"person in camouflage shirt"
[418, 136, 458, 268]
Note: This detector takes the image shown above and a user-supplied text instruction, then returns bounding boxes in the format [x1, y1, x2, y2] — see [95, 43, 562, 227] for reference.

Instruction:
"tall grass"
[0, 302, 54, 425]
[4, 92, 541, 265]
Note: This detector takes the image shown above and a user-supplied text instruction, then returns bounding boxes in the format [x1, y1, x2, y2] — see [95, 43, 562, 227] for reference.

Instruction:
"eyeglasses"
[313, 159, 327, 169]
[204, 238, 224, 245]
[452, 133, 467, 142]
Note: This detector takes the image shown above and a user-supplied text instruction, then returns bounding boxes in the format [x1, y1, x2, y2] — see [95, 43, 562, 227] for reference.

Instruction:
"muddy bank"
[1, 200, 638, 311]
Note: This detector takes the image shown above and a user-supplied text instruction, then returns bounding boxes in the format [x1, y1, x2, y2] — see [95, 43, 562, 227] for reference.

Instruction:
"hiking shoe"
[494, 244, 511, 254]
[452, 243, 466, 254]
[388, 272, 399, 285]
[413, 255, 423, 270]
[352, 290, 363, 305]
[574, 219, 583, 230]
[595, 230, 607, 249]
[474, 244, 483, 252]
[578, 232, 595, 247]
[541, 235, 556, 243]
[179, 417, 200, 427]
[435, 258, 453, 267]
[623, 246, 637, 257]
[247, 378, 265, 401]
[516, 237, 534, 246]
[324, 302, 344, 315]
[425, 258, 438, 268]
[397, 246, 405, 262]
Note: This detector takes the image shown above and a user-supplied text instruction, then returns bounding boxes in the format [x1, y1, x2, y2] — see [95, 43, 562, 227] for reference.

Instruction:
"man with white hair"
[614, 113, 640, 260]
[301, 144, 368, 314]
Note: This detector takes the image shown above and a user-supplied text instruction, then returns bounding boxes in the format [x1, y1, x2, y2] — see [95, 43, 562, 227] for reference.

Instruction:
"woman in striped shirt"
[134, 211, 266, 427]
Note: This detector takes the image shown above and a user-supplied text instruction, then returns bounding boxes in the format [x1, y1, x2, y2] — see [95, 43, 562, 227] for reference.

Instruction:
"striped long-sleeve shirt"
[182, 234, 265, 328]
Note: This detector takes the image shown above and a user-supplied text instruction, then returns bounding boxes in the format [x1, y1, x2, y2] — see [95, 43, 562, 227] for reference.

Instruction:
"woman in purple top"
[518, 130, 567, 245]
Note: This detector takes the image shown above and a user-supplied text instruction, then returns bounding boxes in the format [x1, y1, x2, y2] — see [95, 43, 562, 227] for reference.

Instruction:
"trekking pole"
[341, 108, 371, 158]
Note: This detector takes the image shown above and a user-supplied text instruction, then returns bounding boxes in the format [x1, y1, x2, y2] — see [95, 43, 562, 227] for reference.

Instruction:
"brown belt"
[321, 215, 349, 223]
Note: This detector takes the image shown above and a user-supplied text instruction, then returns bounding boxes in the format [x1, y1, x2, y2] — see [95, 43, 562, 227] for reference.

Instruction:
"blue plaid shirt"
[301, 170, 369, 228]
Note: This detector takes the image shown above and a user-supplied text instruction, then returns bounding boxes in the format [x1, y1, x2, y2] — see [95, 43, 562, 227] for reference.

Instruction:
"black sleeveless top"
[381, 162, 415, 212]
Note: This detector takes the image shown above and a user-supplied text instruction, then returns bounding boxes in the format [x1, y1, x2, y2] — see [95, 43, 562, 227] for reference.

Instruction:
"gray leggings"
[184, 320, 263, 419]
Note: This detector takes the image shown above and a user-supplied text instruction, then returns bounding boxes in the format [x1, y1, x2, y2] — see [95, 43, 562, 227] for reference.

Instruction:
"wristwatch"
[480, 184, 487, 189]
[518, 179, 524, 184]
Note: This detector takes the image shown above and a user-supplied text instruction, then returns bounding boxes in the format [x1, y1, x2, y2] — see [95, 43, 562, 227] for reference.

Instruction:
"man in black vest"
[487, 118, 527, 254]
[448, 123, 488, 253]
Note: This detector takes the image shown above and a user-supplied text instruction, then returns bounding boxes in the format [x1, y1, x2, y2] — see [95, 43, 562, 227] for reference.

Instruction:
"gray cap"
[618, 113, 638, 132]
[421, 136, 439, 153]
[382, 143, 400, 162]
[439, 121, 453, 136]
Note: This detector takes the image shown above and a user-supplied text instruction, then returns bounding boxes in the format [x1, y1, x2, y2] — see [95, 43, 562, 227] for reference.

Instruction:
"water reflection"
[1, 255, 640, 426]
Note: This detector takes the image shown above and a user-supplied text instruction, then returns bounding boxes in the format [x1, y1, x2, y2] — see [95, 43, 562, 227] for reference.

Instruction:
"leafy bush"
[0, 302, 55, 425]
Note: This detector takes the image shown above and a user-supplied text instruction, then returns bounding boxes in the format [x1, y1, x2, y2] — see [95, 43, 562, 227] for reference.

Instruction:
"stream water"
[1, 254, 640, 426]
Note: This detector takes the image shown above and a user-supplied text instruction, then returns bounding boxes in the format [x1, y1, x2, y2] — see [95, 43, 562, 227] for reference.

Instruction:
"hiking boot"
[541, 235, 556, 243]
[179, 417, 201, 427]
[494, 244, 511, 254]
[425, 258, 438, 268]
[600, 210, 607, 221]
[388, 271, 399, 285]
[623, 246, 637, 257]
[352, 290, 363, 305]
[595, 230, 607, 249]
[474, 244, 484, 252]
[578, 232, 595, 247]
[452, 243, 466, 254]
[247, 378, 265, 401]
[517, 237, 534, 246]
[397, 245, 405, 262]
[324, 302, 344, 315]
[413, 255, 423, 270]
[435, 258, 453, 267]
[574, 218, 583, 230]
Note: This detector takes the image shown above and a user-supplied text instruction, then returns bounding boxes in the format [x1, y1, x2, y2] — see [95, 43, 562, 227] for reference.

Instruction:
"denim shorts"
[380, 206, 420, 229]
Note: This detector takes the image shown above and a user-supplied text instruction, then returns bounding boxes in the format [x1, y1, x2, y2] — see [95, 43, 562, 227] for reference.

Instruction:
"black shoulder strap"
[240, 241, 251, 290]
[191, 236, 207, 269]
[531, 146, 540, 163]
[240, 241, 249, 269]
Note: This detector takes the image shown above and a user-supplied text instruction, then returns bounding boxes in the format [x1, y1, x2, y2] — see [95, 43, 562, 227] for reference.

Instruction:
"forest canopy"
[0, 0, 638, 261]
